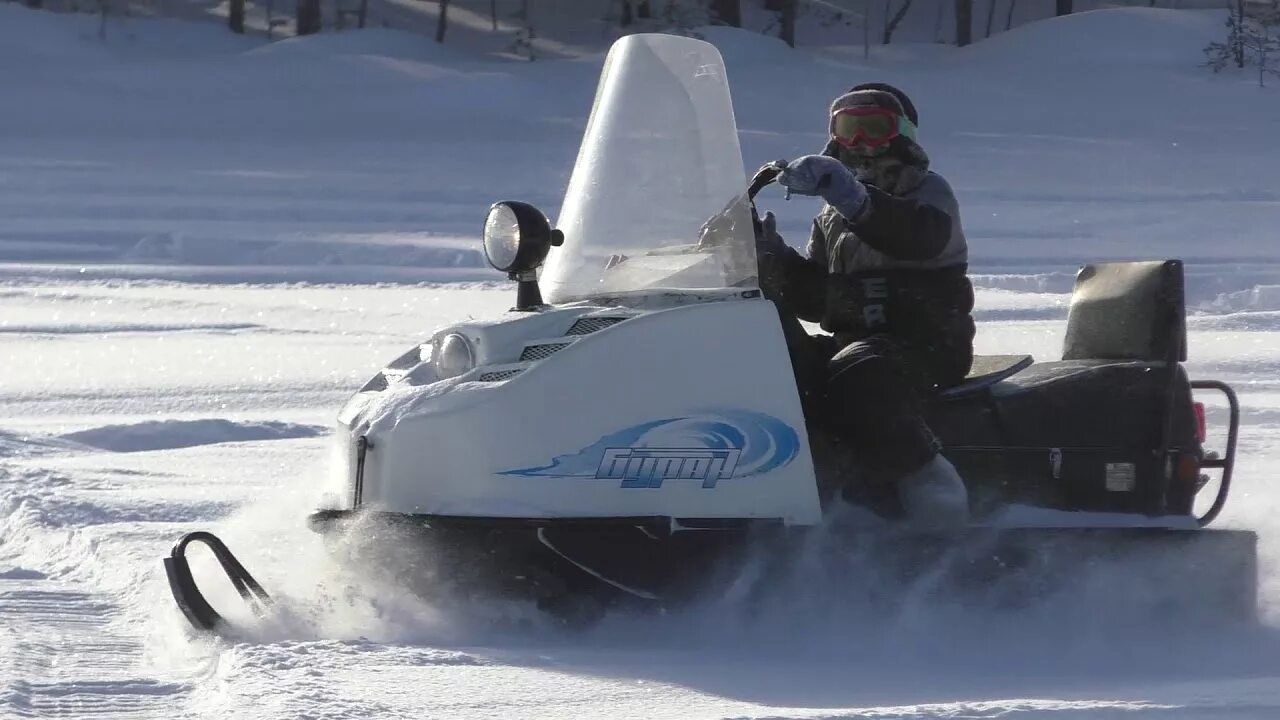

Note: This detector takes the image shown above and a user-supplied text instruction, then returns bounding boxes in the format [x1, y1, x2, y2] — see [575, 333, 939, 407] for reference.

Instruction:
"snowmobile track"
[1, 581, 188, 719]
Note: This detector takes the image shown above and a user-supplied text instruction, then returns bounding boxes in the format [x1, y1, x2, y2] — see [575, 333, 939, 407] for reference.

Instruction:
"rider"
[756, 83, 974, 529]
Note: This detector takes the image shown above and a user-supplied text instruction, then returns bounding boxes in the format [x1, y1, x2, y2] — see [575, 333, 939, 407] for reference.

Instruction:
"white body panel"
[335, 293, 821, 525]
[326, 36, 821, 525]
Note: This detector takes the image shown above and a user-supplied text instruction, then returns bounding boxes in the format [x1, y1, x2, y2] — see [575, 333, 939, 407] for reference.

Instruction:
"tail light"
[1193, 402, 1207, 444]
[1177, 453, 1202, 489]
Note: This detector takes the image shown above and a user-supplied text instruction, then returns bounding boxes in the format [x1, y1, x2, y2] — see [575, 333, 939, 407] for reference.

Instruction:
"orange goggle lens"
[831, 110, 899, 146]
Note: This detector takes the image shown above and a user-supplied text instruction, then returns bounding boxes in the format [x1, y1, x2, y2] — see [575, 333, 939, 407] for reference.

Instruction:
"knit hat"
[830, 89, 905, 119]
[847, 82, 918, 127]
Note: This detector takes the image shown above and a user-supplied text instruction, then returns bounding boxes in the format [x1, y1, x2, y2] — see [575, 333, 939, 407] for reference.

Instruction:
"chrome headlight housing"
[435, 333, 475, 379]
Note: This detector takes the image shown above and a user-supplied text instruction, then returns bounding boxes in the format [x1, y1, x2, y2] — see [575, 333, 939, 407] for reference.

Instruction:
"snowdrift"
[959, 7, 1224, 68]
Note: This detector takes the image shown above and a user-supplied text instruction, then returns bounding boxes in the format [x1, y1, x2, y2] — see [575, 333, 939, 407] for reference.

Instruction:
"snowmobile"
[164, 33, 1253, 633]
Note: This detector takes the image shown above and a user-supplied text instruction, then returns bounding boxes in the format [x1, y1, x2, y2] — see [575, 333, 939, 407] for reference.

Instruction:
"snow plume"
[575, 503, 1280, 690]
[156, 434, 546, 648]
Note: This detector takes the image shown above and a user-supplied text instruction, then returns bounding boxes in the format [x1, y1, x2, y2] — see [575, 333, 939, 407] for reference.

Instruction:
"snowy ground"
[6, 4, 1280, 719]
[5, 274, 1280, 719]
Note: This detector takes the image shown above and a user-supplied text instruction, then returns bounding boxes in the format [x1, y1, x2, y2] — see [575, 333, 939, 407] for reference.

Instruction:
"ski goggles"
[830, 107, 916, 148]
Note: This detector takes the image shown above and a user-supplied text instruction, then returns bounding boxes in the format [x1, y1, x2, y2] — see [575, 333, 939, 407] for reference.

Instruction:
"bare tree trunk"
[435, 0, 450, 42]
[296, 0, 322, 35]
[229, 0, 245, 32]
[637, 0, 651, 19]
[1004, 0, 1016, 31]
[883, 0, 913, 44]
[357, 0, 367, 28]
[864, 0, 871, 58]
[1235, 0, 1247, 68]
[513, 0, 536, 60]
[954, 0, 972, 46]
[934, 0, 945, 41]
[491, 0, 498, 30]
[1055, 0, 1071, 16]
[779, 0, 797, 47]
[984, 0, 996, 37]
[710, 0, 741, 26]
[98, 0, 108, 39]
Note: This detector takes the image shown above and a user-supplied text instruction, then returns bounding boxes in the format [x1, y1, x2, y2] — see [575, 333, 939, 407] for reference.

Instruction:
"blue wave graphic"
[500, 408, 799, 484]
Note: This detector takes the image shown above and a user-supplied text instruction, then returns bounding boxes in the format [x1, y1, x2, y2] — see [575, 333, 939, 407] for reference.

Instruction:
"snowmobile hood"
[540, 34, 757, 304]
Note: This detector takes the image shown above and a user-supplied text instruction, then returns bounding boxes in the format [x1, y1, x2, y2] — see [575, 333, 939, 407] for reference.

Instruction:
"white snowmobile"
[165, 33, 1252, 633]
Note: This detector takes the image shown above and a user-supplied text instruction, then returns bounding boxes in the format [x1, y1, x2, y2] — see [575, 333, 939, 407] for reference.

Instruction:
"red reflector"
[1177, 453, 1201, 487]
[1193, 402, 1207, 444]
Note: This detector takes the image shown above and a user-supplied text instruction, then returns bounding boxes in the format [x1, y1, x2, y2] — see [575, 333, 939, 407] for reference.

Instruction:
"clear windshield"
[542, 34, 756, 304]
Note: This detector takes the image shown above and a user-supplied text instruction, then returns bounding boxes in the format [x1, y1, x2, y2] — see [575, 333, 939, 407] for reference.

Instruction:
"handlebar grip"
[748, 161, 785, 200]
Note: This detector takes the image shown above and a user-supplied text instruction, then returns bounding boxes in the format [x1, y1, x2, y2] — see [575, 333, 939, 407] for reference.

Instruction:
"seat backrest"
[1062, 260, 1185, 362]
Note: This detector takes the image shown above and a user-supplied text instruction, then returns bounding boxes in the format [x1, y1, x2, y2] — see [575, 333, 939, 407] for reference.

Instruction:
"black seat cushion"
[934, 354, 1033, 401]
[929, 359, 1197, 450]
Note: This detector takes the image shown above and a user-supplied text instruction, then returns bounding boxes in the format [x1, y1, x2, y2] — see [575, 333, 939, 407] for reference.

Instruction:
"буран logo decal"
[598, 447, 741, 489]
[500, 409, 798, 488]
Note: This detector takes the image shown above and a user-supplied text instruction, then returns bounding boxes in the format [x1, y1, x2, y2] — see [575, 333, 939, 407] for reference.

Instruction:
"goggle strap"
[898, 115, 917, 141]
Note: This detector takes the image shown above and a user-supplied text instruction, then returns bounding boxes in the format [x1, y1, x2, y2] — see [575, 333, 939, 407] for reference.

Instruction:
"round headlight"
[483, 204, 522, 273]
[436, 333, 475, 379]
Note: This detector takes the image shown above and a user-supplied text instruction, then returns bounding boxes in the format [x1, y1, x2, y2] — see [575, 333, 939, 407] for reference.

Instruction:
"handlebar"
[747, 161, 785, 202]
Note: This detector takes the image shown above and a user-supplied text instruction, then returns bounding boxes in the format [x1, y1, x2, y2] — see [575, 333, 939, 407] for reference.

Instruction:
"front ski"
[163, 531, 272, 633]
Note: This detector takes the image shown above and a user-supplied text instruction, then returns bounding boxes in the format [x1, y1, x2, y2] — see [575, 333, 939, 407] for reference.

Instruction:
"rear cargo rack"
[1190, 380, 1239, 527]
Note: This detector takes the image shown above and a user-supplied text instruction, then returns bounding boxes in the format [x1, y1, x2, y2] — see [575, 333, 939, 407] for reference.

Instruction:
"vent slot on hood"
[519, 342, 571, 361]
[566, 317, 626, 335]
[478, 369, 525, 382]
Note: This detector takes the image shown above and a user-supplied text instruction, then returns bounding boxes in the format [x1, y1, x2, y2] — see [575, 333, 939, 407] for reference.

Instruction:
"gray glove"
[778, 155, 869, 222]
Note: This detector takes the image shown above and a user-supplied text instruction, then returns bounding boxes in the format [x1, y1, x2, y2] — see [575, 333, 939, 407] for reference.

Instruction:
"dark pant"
[774, 306, 967, 495]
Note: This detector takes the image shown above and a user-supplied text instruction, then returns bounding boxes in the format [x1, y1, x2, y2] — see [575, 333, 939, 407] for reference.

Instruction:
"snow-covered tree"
[661, 0, 711, 34]
[1205, 0, 1280, 87]
[1245, 0, 1280, 86]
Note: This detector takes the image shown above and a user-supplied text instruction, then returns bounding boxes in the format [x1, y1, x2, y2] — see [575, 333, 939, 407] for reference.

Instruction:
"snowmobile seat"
[928, 260, 1199, 515]
[934, 260, 1183, 404]
[933, 354, 1034, 402]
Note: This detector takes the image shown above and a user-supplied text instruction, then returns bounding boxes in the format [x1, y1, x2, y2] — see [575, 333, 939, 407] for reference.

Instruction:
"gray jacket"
[761, 169, 974, 366]
[812, 171, 967, 273]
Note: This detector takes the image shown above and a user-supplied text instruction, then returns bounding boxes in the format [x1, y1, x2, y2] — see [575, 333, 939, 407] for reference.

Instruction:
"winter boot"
[897, 454, 968, 530]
